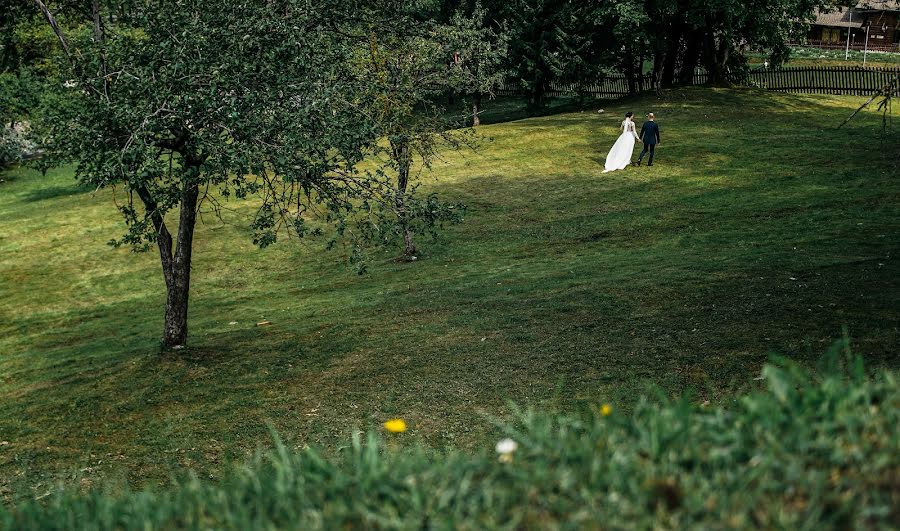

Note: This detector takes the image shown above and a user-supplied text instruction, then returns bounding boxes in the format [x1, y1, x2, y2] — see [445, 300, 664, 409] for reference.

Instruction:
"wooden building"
[808, 1, 900, 51]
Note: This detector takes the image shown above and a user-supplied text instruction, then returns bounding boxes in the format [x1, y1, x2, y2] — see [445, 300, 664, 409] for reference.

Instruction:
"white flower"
[63, 80, 78, 89]
[495, 438, 518, 455]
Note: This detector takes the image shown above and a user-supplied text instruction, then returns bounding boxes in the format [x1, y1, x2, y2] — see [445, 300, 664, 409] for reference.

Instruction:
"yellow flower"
[383, 419, 407, 433]
[600, 404, 613, 417]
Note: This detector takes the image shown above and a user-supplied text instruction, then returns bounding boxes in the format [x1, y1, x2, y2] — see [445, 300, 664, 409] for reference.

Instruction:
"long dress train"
[602, 118, 640, 173]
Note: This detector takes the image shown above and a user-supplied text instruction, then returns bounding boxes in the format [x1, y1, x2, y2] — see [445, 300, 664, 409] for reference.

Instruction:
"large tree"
[479, 0, 618, 109]
[351, 2, 470, 260]
[443, 3, 510, 127]
[501, 0, 570, 109]
[589, 0, 652, 94]
[33, 0, 380, 349]
[644, 0, 828, 86]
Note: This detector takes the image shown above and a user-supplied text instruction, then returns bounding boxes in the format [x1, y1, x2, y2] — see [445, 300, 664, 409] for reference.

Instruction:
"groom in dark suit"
[635, 113, 660, 167]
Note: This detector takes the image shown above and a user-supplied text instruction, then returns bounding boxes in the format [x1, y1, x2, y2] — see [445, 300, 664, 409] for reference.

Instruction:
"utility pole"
[845, 9, 853, 60]
[863, 23, 870, 65]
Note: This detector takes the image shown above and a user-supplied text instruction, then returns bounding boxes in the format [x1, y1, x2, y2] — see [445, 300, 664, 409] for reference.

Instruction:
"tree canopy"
[27, 0, 457, 347]
[21, 0, 502, 348]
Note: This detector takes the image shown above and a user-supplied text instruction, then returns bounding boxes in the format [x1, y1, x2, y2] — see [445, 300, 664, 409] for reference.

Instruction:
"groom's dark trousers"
[638, 143, 655, 165]
[638, 120, 660, 165]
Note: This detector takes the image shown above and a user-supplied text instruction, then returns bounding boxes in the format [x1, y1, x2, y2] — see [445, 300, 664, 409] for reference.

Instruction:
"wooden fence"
[498, 66, 900, 99]
[744, 66, 900, 96]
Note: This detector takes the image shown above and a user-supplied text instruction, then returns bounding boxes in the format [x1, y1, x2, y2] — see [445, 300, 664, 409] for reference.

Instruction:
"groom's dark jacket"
[640, 121, 660, 145]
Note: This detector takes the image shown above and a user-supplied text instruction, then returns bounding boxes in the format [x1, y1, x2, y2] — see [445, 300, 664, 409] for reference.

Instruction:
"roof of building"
[813, 8, 865, 27]
[812, 1, 900, 27]
[857, 1, 900, 10]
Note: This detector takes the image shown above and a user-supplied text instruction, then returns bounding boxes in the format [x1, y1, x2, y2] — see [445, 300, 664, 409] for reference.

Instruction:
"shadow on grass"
[23, 183, 92, 203]
[472, 87, 802, 127]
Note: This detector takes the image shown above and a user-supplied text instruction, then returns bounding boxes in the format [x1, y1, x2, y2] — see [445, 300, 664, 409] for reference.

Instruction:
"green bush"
[2, 346, 897, 530]
[0, 124, 34, 168]
[0, 71, 38, 168]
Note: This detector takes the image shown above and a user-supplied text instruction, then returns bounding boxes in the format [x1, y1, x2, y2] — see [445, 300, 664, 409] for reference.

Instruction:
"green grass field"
[1, 87, 898, 498]
[4, 353, 897, 529]
[749, 47, 900, 68]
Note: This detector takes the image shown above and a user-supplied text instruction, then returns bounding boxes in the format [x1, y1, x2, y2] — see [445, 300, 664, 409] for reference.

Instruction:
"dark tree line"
[436, 0, 834, 109]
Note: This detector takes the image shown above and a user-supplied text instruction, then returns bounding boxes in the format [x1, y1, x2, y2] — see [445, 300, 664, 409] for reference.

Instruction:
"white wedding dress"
[602, 118, 640, 173]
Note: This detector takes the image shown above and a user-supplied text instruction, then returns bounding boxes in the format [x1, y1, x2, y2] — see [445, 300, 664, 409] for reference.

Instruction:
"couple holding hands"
[602, 112, 660, 173]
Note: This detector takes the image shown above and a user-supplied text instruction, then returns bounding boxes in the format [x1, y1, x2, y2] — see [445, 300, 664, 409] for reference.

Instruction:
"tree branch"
[135, 184, 175, 287]
[33, 0, 107, 100]
[33, 0, 71, 57]
[839, 77, 899, 129]
[91, 0, 110, 101]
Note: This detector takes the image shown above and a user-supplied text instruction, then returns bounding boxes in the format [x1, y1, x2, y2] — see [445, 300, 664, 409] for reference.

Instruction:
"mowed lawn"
[1, 88, 898, 495]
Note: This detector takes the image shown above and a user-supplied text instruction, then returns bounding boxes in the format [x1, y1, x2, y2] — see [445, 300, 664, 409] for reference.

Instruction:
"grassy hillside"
[1, 88, 898, 496]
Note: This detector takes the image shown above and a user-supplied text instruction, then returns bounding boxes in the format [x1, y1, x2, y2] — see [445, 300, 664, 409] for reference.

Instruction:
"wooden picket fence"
[498, 66, 900, 99]
[744, 66, 900, 96]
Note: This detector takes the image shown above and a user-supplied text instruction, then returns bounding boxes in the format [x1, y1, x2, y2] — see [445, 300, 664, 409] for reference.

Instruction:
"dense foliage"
[0, 10, 44, 167]
[344, 0, 477, 260]
[19, 0, 487, 347]
[442, 0, 833, 107]
[28, 0, 386, 347]
[0, 72, 37, 166]
[2, 347, 896, 529]
[443, 3, 510, 126]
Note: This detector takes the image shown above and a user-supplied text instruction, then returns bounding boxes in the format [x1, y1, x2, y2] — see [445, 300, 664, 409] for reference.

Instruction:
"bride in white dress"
[602, 112, 640, 173]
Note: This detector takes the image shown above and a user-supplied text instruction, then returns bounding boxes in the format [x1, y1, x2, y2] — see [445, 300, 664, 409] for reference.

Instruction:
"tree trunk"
[403, 229, 416, 257]
[163, 269, 190, 347]
[716, 42, 730, 84]
[702, 38, 715, 85]
[661, 47, 678, 88]
[137, 156, 200, 349]
[703, 28, 723, 86]
[391, 138, 416, 258]
[533, 81, 545, 109]
[679, 29, 704, 86]
[162, 161, 201, 348]
[91, 0, 104, 43]
[91, 0, 109, 100]
[652, 51, 664, 90]
[637, 52, 645, 92]
[33, 0, 71, 57]
[624, 46, 637, 95]
[472, 93, 482, 127]
[661, 20, 684, 88]
[529, 72, 547, 111]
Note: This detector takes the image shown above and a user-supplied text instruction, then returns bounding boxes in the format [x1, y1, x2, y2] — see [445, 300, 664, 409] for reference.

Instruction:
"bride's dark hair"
[625, 112, 634, 118]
